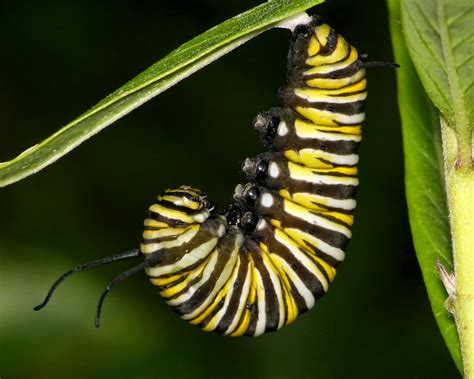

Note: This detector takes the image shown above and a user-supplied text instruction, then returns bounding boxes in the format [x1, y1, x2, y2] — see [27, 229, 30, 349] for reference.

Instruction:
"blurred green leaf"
[400, 0, 473, 164]
[388, 0, 462, 371]
[0, 0, 323, 188]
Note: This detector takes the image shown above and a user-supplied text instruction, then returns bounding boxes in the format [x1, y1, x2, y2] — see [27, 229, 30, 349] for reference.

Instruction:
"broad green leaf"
[401, 0, 473, 165]
[0, 0, 323, 187]
[388, 0, 462, 372]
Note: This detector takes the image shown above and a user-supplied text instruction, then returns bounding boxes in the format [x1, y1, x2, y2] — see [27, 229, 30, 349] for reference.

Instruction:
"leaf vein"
[405, 5, 447, 71]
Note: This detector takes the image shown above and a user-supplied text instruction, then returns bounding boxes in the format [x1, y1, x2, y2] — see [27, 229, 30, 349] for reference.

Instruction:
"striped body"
[141, 21, 366, 336]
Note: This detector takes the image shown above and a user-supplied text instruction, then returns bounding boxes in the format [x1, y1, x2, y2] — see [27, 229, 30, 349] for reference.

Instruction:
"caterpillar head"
[150, 185, 215, 227]
[34, 184, 218, 328]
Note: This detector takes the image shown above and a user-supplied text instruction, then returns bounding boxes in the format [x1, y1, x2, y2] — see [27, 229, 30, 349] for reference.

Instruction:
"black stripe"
[281, 83, 365, 116]
[280, 137, 360, 156]
[318, 29, 339, 56]
[214, 249, 250, 334]
[260, 224, 325, 306]
[173, 231, 239, 317]
[156, 200, 200, 214]
[142, 219, 222, 266]
[162, 190, 203, 204]
[252, 196, 351, 250]
[249, 243, 280, 333]
[304, 60, 362, 80]
[301, 100, 365, 116]
[153, 274, 187, 292]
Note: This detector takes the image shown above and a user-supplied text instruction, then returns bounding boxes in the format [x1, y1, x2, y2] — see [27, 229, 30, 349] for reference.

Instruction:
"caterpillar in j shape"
[35, 17, 397, 336]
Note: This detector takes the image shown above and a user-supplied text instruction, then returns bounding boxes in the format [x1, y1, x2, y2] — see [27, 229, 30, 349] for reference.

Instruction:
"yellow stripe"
[276, 226, 337, 283]
[269, 254, 298, 325]
[307, 36, 320, 56]
[279, 189, 327, 212]
[202, 257, 242, 331]
[151, 273, 182, 286]
[285, 148, 359, 169]
[225, 257, 253, 336]
[284, 150, 333, 168]
[295, 106, 338, 126]
[144, 219, 169, 228]
[304, 48, 358, 76]
[288, 161, 357, 180]
[143, 224, 197, 240]
[230, 257, 256, 337]
[305, 69, 366, 89]
[314, 24, 331, 45]
[294, 86, 366, 104]
[160, 256, 209, 299]
[294, 118, 361, 136]
[306, 36, 349, 66]
[149, 203, 194, 223]
[230, 308, 251, 337]
[260, 247, 285, 330]
[279, 190, 354, 226]
[274, 228, 329, 289]
[311, 254, 336, 282]
[299, 78, 367, 97]
[261, 242, 298, 324]
[165, 187, 202, 198]
[283, 199, 352, 237]
[192, 257, 241, 327]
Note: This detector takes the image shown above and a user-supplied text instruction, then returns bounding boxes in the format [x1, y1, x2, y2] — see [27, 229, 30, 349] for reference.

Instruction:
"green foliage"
[0, 0, 323, 188]
[388, 0, 474, 373]
[401, 0, 473, 166]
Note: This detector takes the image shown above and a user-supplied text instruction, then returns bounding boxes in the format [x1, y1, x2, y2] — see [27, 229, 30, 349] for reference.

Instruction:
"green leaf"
[401, 0, 473, 166]
[388, 0, 462, 372]
[0, 0, 323, 187]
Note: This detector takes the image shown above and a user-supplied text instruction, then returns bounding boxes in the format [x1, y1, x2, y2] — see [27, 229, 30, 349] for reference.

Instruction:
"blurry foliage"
[389, 0, 473, 374]
[388, 0, 462, 371]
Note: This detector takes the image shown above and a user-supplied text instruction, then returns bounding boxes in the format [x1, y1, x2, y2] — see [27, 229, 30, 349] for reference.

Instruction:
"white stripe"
[181, 239, 240, 320]
[203, 257, 241, 331]
[286, 227, 346, 262]
[284, 200, 352, 238]
[165, 248, 219, 306]
[298, 148, 359, 166]
[275, 230, 329, 292]
[333, 112, 365, 125]
[294, 88, 367, 104]
[295, 127, 361, 142]
[148, 234, 216, 276]
[289, 163, 359, 186]
[253, 271, 267, 336]
[262, 255, 286, 329]
[141, 226, 199, 254]
[271, 254, 316, 309]
[323, 197, 357, 211]
[224, 261, 252, 335]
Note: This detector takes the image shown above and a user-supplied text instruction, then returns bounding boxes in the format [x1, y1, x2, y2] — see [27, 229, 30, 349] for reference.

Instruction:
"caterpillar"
[35, 18, 397, 336]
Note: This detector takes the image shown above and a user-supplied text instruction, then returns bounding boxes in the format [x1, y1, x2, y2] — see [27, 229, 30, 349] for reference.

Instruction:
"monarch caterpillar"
[35, 17, 397, 336]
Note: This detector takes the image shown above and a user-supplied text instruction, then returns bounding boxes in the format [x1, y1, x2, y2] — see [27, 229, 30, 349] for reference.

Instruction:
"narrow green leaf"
[388, 0, 462, 371]
[401, 0, 473, 166]
[0, 0, 323, 187]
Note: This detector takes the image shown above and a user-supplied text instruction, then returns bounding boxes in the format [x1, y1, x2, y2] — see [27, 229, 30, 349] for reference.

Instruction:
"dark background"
[0, 0, 459, 378]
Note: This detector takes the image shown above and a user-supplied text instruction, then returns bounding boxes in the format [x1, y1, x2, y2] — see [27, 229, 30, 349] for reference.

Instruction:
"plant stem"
[442, 118, 474, 378]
